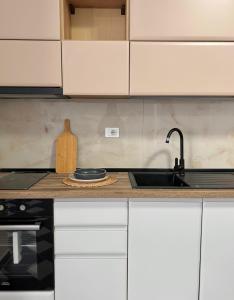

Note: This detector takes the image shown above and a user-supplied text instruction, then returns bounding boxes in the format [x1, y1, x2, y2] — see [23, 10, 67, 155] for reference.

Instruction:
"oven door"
[0, 219, 54, 291]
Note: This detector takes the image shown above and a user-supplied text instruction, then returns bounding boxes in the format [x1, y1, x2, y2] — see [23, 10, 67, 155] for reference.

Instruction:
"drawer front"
[130, 0, 234, 41]
[55, 229, 127, 256]
[55, 258, 127, 300]
[55, 200, 128, 227]
[0, 0, 60, 40]
[62, 41, 129, 96]
[130, 42, 234, 96]
[0, 41, 62, 87]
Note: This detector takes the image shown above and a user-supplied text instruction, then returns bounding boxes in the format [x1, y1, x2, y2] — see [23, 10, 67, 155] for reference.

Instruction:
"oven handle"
[0, 224, 40, 231]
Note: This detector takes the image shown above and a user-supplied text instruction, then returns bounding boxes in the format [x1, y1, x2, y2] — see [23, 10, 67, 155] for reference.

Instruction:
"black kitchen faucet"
[166, 128, 185, 176]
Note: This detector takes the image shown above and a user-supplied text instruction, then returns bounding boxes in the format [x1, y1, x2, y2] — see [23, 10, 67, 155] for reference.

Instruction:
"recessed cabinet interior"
[60, 0, 128, 40]
[0, 0, 60, 40]
[130, 42, 234, 96]
[62, 41, 129, 95]
[0, 41, 62, 87]
[130, 0, 234, 41]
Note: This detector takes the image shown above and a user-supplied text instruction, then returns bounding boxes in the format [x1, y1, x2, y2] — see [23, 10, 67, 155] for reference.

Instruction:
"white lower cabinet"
[128, 200, 202, 300]
[54, 200, 128, 300]
[200, 201, 234, 300]
[55, 258, 127, 300]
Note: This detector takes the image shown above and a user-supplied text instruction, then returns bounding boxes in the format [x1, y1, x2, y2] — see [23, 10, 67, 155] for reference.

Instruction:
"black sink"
[129, 172, 190, 189]
[129, 170, 234, 189]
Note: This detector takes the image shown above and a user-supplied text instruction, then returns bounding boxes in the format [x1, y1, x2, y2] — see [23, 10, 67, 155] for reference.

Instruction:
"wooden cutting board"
[56, 119, 78, 174]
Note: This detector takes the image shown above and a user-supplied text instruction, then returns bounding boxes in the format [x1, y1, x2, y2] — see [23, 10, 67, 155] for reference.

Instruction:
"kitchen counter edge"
[1, 172, 234, 199]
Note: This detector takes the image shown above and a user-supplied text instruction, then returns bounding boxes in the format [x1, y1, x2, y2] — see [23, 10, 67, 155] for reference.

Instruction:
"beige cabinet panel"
[62, 41, 129, 96]
[130, 42, 234, 96]
[130, 0, 234, 41]
[0, 41, 62, 87]
[0, 0, 60, 40]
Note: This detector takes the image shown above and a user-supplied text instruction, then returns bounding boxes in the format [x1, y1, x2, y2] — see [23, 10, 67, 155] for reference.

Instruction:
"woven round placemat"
[63, 176, 118, 188]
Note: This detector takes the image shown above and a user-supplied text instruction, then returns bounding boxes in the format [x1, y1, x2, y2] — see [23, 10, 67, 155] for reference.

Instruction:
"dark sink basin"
[129, 170, 234, 189]
[129, 172, 190, 189]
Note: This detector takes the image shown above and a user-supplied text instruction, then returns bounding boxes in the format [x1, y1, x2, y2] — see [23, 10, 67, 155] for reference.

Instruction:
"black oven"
[0, 199, 54, 291]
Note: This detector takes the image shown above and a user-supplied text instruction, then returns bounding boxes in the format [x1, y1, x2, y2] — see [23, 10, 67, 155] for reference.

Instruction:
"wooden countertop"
[1, 172, 234, 199]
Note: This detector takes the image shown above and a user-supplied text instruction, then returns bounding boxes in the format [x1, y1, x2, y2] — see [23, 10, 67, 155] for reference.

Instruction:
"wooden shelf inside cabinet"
[69, 0, 125, 8]
[60, 0, 129, 41]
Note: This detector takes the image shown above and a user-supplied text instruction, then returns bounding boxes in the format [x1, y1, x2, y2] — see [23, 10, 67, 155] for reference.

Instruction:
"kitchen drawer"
[55, 258, 127, 300]
[130, 0, 234, 41]
[0, 41, 62, 87]
[0, 0, 60, 40]
[62, 41, 129, 96]
[54, 200, 128, 227]
[130, 42, 234, 96]
[55, 229, 127, 256]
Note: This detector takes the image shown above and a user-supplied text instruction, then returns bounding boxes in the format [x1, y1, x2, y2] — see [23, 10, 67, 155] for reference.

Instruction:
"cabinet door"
[62, 41, 129, 96]
[0, 41, 62, 87]
[200, 201, 234, 300]
[130, 0, 234, 41]
[130, 42, 234, 96]
[55, 258, 127, 300]
[0, 0, 60, 40]
[128, 200, 202, 300]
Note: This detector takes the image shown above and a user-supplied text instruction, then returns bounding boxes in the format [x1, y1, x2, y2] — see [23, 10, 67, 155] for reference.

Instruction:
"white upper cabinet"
[200, 201, 234, 300]
[128, 200, 202, 300]
[0, 41, 62, 87]
[62, 41, 129, 96]
[0, 0, 60, 40]
[130, 42, 234, 96]
[130, 0, 234, 41]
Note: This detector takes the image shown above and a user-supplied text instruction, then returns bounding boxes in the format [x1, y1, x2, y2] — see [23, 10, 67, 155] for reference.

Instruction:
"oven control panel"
[0, 199, 53, 218]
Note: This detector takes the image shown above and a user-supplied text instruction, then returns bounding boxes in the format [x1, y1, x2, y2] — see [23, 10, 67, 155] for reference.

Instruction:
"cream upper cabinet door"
[0, 41, 62, 87]
[130, 42, 234, 96]
[62, 41, 129, 96]
[0, 0, 60, 40]
[200, 201, 234, 300]
[130, 0, 234, 41]
[128, 200, 202, 300]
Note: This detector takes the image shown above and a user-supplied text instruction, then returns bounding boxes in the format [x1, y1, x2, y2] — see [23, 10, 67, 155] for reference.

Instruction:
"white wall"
[0, 98, 234, 169]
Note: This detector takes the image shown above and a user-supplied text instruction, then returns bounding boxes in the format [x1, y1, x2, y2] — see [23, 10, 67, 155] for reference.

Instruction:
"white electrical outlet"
[105, 128, 120, 138]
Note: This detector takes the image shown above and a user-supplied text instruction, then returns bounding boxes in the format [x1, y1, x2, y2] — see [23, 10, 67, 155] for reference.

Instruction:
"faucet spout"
[165, 128, 185, 175]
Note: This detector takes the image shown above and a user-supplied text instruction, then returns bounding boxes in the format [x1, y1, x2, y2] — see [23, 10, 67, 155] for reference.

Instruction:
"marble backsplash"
[0, 97, 234, 169]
